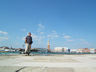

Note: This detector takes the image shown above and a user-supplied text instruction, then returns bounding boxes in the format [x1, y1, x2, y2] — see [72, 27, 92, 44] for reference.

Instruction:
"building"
[90, 48, 95, 53]
[95, 49, 96, 53]
[0, 46, 16, 52]
[0, 47, 5, 51]
[54, 47, 63, 52]
[70, 49, 77, 53]
[82, 48, 90, 53]
[48, 40, 50, 52]
[0, 46, 10, 52]
[77, 48, 83, 53]
[54, 47, 68, 52]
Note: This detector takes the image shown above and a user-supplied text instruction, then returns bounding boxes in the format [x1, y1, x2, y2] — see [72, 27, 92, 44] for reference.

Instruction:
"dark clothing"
[26, 36, 33, 44]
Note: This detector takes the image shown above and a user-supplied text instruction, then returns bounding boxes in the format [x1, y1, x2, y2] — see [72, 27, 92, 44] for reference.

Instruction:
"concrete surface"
[0, 54, 96, 72]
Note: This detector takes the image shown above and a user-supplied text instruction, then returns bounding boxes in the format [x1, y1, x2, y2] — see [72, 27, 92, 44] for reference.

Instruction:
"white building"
[90, 48, 95, 53]
[54, 47, 68, 52]
[4, 49, 10, 52]
[0, 47, 9, 51]
[70, 49, 77, 53]
[0, 47, 4, 51]
[77, 48, 83, 53]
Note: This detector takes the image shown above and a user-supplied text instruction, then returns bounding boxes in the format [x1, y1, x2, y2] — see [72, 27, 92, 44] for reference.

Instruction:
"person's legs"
[27, 44, 31, 55]
[29, 44, 31, 51]
[25, 43, 31, 55]
[25, 43, 29, 53]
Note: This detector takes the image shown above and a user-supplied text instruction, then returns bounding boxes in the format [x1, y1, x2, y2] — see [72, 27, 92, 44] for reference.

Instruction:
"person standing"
[25, 32, 33, 55]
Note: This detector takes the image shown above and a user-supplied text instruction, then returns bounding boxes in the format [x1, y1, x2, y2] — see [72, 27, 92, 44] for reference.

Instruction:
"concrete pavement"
[0, 54, 96, 72]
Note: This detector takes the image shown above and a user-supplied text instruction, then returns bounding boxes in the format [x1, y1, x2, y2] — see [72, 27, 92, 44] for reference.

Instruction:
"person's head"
[28, 32, 31, 36]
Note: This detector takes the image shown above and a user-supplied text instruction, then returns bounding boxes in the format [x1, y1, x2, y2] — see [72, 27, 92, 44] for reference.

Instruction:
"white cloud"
[66, 39, 74, 42]
[63, 34, 74, 42]
[48, 30, 59, 39]
[40, 32, 44, 34]
[22, 34, 38, 41]
[79, 39, 85, 41]
[25, 33, 44, 40]
[22, 37, 25, 41]
[0, 37, 8, 41]
[32, 33, 45, 48]
[38, 24, 45, 29]
[0, 30, 8, 34]
[64, 35, 71, 39]
[79, 39, 89, 45]
[34, 24, 45, 47]
[21, 28, 26, 32]
[37, 24, 45, 34]
[32, 33, 38, 40]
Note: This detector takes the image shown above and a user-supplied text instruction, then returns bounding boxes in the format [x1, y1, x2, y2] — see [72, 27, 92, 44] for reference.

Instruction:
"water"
[0, 51, 96, 55]
[0, 52, 20, 55]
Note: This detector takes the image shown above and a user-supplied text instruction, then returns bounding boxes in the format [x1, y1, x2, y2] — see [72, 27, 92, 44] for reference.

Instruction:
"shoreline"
[0, 53, 96, 56]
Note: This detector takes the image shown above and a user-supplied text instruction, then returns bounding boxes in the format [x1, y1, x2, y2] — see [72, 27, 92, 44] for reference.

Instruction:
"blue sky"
[0, 0, 96, 49]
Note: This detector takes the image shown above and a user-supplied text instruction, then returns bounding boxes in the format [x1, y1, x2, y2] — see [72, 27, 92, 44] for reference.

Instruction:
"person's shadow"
[15, 67, 26, 72]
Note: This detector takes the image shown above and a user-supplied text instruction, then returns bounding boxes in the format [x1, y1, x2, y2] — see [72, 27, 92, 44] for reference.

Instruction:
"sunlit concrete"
[0, 54, 96, 72]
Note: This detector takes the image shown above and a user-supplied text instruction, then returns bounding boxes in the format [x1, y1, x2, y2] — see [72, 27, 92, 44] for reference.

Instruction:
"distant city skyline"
[0, 0, 96, 49]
